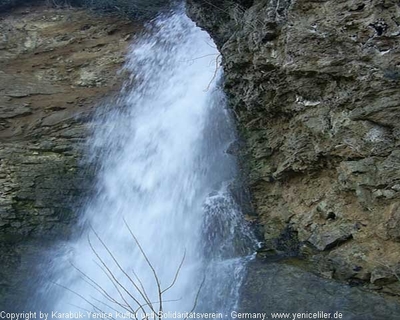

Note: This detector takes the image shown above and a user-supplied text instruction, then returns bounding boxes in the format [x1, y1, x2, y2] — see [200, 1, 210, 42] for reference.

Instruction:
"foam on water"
[36, 9, 257, 316]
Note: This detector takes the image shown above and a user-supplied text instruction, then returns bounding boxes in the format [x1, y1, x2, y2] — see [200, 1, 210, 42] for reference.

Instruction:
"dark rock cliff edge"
[187, 0, 400, 309]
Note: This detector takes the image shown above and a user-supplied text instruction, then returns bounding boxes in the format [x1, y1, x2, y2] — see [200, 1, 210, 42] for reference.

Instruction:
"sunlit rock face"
[188, 0, 400, 297]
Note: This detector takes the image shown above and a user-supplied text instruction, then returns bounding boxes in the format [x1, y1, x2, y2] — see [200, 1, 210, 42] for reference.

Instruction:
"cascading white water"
[35, 8, 257, 316]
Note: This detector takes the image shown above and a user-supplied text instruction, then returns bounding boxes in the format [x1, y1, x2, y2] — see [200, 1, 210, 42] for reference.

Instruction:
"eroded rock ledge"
[188, 0, 400, 297]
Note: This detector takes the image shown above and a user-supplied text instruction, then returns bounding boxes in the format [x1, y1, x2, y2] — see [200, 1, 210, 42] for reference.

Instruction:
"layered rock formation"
[0, 3, 134, 236]
[188, 0, 400, 297]
[0, 2, 135, 307]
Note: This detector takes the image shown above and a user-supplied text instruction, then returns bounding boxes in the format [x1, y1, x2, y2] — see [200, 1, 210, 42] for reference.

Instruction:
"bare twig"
[88, 235, 142, 317]
[205, 54, 222, 91]
[89, 227, 157, 314]
[52, 281, 116, 320]
[184, 272, 207, 320]
[69, 261, 129, 310]
[93, 260, 138, 315]
[56, 222, 194, 319]
[123, 218, 163, 316]
[161, 249, 186, 294]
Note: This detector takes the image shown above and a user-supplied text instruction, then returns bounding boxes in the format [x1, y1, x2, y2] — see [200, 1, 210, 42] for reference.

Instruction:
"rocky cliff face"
[0, 3, 136, 307]
[0, 3, 134, 236]
[188, 0, 400, 297]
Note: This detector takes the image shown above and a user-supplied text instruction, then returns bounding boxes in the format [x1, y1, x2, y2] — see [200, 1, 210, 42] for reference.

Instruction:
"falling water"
[33, 8, 257, 316]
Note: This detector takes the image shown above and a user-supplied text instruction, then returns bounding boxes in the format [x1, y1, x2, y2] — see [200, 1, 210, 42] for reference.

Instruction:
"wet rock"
[240, 260, 400, 318]
[0, 236, 58, 312]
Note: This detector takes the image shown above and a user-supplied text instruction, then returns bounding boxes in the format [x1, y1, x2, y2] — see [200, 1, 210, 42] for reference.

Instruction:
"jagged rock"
[187, 0, 400, 298]
[308, 223, 356, 251]
[370, 266, 398, 285]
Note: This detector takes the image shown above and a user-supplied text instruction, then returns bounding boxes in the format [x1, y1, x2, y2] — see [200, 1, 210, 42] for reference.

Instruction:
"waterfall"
[34, 8, 257, 316]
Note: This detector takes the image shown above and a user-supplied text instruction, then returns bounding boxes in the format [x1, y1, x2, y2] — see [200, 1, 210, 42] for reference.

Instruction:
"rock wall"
[240, 260, 400, 318]
[188, 0, 400, 297]
[0, 2, 138, 308]
[0, 3, 135, 237]
[0, 0, 171, 20]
